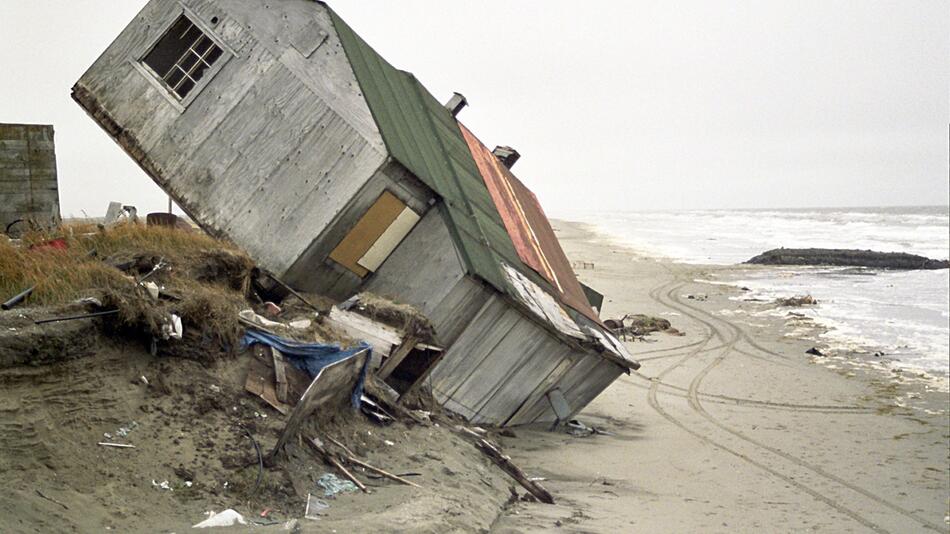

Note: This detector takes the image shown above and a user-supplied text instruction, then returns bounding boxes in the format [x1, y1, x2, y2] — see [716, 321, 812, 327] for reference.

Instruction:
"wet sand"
[492, 220, 949, 533]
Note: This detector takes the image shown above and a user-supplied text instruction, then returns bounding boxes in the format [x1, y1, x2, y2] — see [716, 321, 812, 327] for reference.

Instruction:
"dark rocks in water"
[746, 248, 949, 270]
[775, 295, 817, 307]
[805, 347, 824, 356]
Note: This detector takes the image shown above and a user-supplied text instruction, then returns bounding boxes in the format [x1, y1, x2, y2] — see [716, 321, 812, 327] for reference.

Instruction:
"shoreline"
[491, 219, 949, 533]
[574, 218, 950, 386]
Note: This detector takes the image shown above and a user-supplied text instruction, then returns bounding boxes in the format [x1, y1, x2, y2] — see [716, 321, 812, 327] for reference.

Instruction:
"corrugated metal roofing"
[459, 123, 602, 325]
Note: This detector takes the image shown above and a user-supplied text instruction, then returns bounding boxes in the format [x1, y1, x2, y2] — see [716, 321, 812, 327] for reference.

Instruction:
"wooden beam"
[376, 335, 419, 381]
[272, 348, 289, 403]
[399, 349, 445, 403]
[457, 426, 554, 504]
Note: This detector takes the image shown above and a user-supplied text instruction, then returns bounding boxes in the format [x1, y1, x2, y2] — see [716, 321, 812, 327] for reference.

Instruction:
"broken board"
[269, 348, 370, 460]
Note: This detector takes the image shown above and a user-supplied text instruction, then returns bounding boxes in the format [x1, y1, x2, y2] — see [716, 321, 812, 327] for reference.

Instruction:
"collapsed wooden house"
[73, 0, 639, 426]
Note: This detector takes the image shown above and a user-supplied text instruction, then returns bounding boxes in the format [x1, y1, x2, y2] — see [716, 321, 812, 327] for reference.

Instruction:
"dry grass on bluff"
[0, 222, 256, 361]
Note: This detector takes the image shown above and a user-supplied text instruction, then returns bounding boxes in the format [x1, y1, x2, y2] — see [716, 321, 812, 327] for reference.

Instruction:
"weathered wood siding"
[73, 0, 385, 276]
[507, 352, 625, 425]
[363, 205, 467, 318]
[0, 124, 60, 231]
[424, 291, 614, 426]
[283, 160, 433, 299]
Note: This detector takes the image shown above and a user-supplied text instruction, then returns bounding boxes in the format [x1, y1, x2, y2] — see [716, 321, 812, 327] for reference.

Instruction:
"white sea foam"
[566, 206, 950, 377]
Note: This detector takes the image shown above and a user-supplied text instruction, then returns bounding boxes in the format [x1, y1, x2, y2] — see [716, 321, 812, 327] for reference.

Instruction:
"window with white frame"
[142, 14, 224, 101]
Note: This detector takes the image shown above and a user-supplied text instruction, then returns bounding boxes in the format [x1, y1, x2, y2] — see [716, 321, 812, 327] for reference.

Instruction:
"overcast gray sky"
[1, 1, 947, 218]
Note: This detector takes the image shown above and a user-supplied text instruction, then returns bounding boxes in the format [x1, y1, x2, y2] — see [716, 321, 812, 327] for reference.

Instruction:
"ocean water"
[569, 206, 950, 377]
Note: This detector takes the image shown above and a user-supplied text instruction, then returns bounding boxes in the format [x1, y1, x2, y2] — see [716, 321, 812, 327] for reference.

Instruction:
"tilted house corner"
[73, 0, 638, 426]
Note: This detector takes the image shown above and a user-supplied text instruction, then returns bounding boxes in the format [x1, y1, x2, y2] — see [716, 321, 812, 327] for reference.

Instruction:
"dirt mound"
[0, 340, 509, 532]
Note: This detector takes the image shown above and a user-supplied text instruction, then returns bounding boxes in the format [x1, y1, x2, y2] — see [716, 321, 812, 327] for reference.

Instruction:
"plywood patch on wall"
[329, 190, 419, 277]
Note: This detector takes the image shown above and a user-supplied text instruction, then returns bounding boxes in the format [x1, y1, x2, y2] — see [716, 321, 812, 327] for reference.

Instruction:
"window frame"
[129, 5, 234, 113]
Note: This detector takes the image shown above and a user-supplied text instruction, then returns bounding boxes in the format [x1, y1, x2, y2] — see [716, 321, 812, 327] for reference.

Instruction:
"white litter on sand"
[192, 509, 247, 528]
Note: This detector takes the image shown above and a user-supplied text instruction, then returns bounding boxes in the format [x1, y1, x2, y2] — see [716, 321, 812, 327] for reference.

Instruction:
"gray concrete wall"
[0, 124, 60, 233]
[73, 0, 385, 276]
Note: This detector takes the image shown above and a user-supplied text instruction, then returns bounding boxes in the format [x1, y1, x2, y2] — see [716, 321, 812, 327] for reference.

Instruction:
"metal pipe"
[2, 286, 35, 310]
[34, 309, 119, 325]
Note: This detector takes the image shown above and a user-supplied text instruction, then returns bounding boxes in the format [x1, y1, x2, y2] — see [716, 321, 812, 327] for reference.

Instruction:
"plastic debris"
[151, 480, 172, 491]
[304, 493, 330, 520]
[161, 313, 183, 340]
[143, 281, 160, 300]
[289, 319, 312, 330]
[115, 421, 138, 438]
[192, 509, 247, 528]
[316, 473, 358, 497]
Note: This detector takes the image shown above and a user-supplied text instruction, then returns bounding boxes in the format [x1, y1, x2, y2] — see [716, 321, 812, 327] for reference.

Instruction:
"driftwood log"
[457, 426, 554, 504]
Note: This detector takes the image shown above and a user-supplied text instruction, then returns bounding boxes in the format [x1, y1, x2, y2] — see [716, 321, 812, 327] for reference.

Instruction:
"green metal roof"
[329, 8, 540, 295]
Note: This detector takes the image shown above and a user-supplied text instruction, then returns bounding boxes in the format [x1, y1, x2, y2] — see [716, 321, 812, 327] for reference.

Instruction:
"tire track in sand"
[645, 279, 893, 533]
[665, 285, 945, 533]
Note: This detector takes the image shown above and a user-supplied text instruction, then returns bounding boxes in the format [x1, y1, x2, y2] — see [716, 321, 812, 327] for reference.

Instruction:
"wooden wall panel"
[363, 208, 467, 320]
[329, 191, 406, 276]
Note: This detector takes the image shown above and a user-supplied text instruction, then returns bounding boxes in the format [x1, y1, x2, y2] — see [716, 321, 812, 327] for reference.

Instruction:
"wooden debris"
[325, 435, 421, 488]
[376, 335, 419, 380]
[264, 271, 321, 313]
[272, 349, 289, 403]
[98, 442, 135, 449]
[268, 348, 369, 462]
[398, 349, 446, 404]
[244, 354, 290, 415]
[457, 426, 554, 504]
[308, 437, 368, 493]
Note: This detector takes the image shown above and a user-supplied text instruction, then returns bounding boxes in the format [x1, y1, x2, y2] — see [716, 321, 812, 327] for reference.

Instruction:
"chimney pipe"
[492, 146, 521, 169]
[444, 92, 467, 117]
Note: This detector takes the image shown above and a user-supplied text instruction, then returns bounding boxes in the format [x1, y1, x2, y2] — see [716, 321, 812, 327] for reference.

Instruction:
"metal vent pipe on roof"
[492, 146, 520, 169]
[444, 92, 468, 117]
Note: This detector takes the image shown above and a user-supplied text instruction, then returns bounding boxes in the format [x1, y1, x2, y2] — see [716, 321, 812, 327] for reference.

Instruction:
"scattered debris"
[192, 509, 247, 529]
[565, 420, 612, 437]
[323, 434, 421, 488]
[456, 425, 554, 504]
[604, 313, 675, 340]
[35, 489, 69, 510]
[304, 493, 330, 520]
[315, 472, 361, 498]
[2, 286, 35, 310]
[33, 309, 120, 325]
[98, 442, 135, 449]
[151, 480, 172, 491]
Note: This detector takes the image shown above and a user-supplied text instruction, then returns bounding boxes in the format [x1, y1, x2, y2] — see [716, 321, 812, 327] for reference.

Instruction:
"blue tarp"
[242, 330, 372, 409]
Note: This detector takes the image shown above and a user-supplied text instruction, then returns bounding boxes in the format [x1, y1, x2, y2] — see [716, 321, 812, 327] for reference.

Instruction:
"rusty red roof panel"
[459, 123, 602, 326]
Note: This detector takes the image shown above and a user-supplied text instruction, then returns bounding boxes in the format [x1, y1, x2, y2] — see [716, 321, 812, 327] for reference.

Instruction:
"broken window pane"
[142, 14, 224, 101]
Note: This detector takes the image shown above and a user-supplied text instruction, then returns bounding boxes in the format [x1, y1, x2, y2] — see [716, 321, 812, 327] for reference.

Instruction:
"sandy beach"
[492, 220, 949, 533]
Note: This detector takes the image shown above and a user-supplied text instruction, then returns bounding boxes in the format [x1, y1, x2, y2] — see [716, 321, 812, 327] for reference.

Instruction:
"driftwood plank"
[272, 348, 289, 403]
